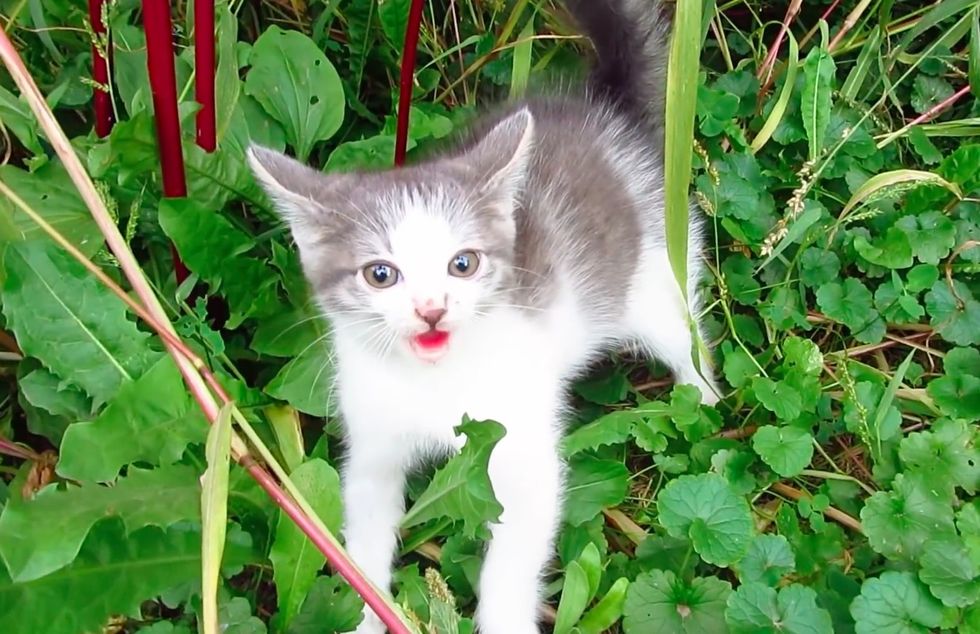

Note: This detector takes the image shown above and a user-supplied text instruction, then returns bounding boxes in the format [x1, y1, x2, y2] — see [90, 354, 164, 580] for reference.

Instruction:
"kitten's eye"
[363, 262, 400, 288]
[449, 250, 480, 277]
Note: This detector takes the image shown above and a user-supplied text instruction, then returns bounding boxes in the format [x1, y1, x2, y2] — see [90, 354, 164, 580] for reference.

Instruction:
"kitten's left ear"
[461, 107, 536, 209]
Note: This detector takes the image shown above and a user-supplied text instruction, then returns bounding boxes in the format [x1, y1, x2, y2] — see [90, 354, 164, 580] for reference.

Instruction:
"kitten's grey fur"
[248, 1, 718, 632]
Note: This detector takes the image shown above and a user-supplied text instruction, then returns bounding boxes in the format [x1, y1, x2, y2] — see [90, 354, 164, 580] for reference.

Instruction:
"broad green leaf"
[378, 0, 411, 49]
[1, 240, 159, 408]
[563, 454, 630, 527]
[850, 571, 944, 634]
[725, 583, 833, 634]
[801, 46, 836, 161]
[751, 378, 804, 421]
[264, 342, 336, 418]
[218, 597, 267, 634]
[0, 464, 201, 582]
[0, 519, 256, 634]
[919, 534, 980, 607]
[200, 404, 233, 634]
[752, 426, 814, 477]
[159, 198, 280, 328]
[737, 534, 796, 586]
[895, 211, 958, 265]
[861, 473, 957, 561]
[816, 278, 876, 332]
[799, 248, 841, 288]
[58, 357, 207, 482]
[578, 577, 630, 634]
[899, 419, 980, 495]
[554, 561, 590, 634]
[561, 411, 635, 457]
[929, 372, 980, 420]
[623, 570, 730, 634]
[657, 473, 753, 566]
[854, 227, 914, 269]
[244, 26, 345, 160]
[286, 575, 364, 634]
[402, 420, 505, 537]
[0, 85, 43, 155]
[924, 280, 980, 346]
[0, 162, 103, 263]
[270, 459, 343, 630]
[911, 75, 955, 114]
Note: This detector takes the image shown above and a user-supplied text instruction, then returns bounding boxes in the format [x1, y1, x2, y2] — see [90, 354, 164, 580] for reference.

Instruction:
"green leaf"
[752, 426, 814, 478]
[0, 464, 202, 582]
[563, 454, 630, 526]
[561, 411, 634, 457]
[1, 240, 160, 408]
[0, 519, 256, 634]
[218, 597, 267, 634]
[895, 212, 957, 265]
[402, 420, 505, 537]
[799, 248, 841, 288]
[927, 373, 980, 421]
[0, 85, 43, 155]
[726, 583, 833, 634]
[58, 357, 207, 482]
[623, 570, 731, 634]
[899, 419, 980, 495]
[854, 226, 914, 269]
[657, 473, 753, 566]
[919, 534, 980, 607]
[286, 575, 364, 634]
[816, 278, 876, 332]
[911, 74, 955, 114]
[801, 46, 836, 161]
[850, 571, 944, 634]
[200, 404, 233, 634]
[554, 561, 590, 634]
[861, 473, 957, 561]
[264, 337, 335, 417]
[270, 459, 343, 630]
[579, 577, 630, 634]
[159, 198, 280, 328]
[737, 534, 796, 586]
[925, 280, 980, 346]
[722, 254, 761, 305]
[244, 26, 345, 160]
[751, 378, 804, 421]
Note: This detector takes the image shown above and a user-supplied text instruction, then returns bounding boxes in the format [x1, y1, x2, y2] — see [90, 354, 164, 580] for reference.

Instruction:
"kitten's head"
[247, 108, 535, 364]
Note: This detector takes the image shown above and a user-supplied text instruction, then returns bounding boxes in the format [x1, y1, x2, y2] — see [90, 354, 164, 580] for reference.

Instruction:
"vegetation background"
[0, 0, 978, 632]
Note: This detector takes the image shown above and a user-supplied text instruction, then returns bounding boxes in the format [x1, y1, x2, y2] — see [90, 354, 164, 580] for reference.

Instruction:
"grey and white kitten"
[248, 1, 719, 632]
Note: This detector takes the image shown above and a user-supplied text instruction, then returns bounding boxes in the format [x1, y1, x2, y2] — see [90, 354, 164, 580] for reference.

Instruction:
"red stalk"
[88, 0, 114, 137]
[142, 0, 190, 283]
[394, 0, 426, 166]
[194, 0, 216, 152]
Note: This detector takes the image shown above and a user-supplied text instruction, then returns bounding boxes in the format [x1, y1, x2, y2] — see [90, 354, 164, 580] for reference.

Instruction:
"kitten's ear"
[462, 108, 536, 208]
[246, 144, 334, 228]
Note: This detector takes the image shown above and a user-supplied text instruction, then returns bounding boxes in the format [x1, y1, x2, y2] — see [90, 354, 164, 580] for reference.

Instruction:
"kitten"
[247, 1, 719, 632]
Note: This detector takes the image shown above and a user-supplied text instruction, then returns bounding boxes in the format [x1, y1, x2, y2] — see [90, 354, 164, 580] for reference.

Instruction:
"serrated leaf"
[850, 571, 944, 634]
[1, 240, 160, 408]
[286, 575, 364, 634]
[919, 534, 980, 607]
[402, 420, 505, 536]
[726, 583, 833, 634]
[564, 454, 630, 526]
[899, 419, 980, 495]
[244, 26, 345, 160]
[861, 473, 957, 561]
[0, 464, 202, 582]
[270, 459, 343, 630]
[623, 570, 730, 634]
[0, 519, 255, 634]
[657, 473, 753, 566]
[895, 211, 958, 265]
[58, 357, 207, 482]
[738, 534, 796, 586]
[801, 46, 836, 161]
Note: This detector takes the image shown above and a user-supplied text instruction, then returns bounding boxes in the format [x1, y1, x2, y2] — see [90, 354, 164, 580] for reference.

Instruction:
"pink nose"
[415, 307, 447, 328]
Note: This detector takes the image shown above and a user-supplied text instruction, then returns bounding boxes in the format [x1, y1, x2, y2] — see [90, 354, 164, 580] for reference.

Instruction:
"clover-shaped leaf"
[657, 474, 753, 566]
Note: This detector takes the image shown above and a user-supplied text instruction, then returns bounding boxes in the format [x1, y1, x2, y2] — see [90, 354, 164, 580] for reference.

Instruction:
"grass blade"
[971, 6, 980, 99]
[509, 16, 535, 99]
[839, 169, 963, 220]
[752, 31, 799, 154]
[200, 402, 233, 634]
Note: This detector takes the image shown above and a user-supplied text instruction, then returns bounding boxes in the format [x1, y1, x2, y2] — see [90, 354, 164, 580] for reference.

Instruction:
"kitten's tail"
[564, 0, 671, 125]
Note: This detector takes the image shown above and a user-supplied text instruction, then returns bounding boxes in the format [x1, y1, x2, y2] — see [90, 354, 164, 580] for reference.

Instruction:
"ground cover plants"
[0, 0, 978, 632]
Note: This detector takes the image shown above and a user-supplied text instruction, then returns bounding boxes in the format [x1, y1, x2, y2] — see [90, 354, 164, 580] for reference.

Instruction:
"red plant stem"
[242, 458, 411, 634]
[756, 0, 802, 85]
[88, 0, 114, 137]
[907, 84, 970, 126]
[394, 0, 426, 166]
[142, 0, 190, 283]
[194, 0, 216, 152]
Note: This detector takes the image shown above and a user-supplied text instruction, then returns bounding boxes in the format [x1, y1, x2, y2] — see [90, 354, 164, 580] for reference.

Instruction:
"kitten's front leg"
[475, 422, 563, 634]
[343, 432, 408, 634]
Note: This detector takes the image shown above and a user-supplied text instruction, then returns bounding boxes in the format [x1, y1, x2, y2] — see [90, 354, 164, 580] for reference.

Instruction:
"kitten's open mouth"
[410, 329, 450, 362]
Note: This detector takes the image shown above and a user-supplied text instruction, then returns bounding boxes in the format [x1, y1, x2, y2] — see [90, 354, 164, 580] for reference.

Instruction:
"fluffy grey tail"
[565, 0, 671, 125]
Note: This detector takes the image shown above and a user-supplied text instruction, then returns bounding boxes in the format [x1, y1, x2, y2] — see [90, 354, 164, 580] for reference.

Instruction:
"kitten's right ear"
[246, 144, 332, 227]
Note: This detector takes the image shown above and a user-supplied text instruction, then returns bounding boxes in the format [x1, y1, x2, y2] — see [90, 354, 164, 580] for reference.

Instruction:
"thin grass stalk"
[0, 27, 413, 634]
[194, 0, 216, 152]
[87, 0, 114, 137]
[142, 0, 190, 283]
[395, 0, 426, 166]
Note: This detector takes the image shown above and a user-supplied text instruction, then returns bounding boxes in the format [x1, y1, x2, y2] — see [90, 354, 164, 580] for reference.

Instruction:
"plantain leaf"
[58, 356, 207, 482]
[801, 46, 836, 161]
[0, 518, 257, 634]
[0, 464, 202, 582]
[1, 240, 160, 408]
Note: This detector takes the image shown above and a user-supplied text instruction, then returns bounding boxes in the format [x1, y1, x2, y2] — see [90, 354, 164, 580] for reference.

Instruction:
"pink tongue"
[415, 330, 449, 349]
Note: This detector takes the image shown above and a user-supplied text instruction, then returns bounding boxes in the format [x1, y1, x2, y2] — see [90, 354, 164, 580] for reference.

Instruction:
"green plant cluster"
[0, 1, 978, 633]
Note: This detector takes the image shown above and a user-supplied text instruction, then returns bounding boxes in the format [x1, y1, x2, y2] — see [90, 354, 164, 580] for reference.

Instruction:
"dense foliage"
[0, 0, 978, 632]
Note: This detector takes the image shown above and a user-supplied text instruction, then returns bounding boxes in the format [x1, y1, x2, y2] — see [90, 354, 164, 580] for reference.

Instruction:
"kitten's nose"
[415, 307, 447, 328]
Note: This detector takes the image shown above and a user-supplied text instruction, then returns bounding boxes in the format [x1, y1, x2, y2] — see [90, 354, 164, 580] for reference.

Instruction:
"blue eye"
[449, 250, 480, 277]
[363, 262, 399, 288]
